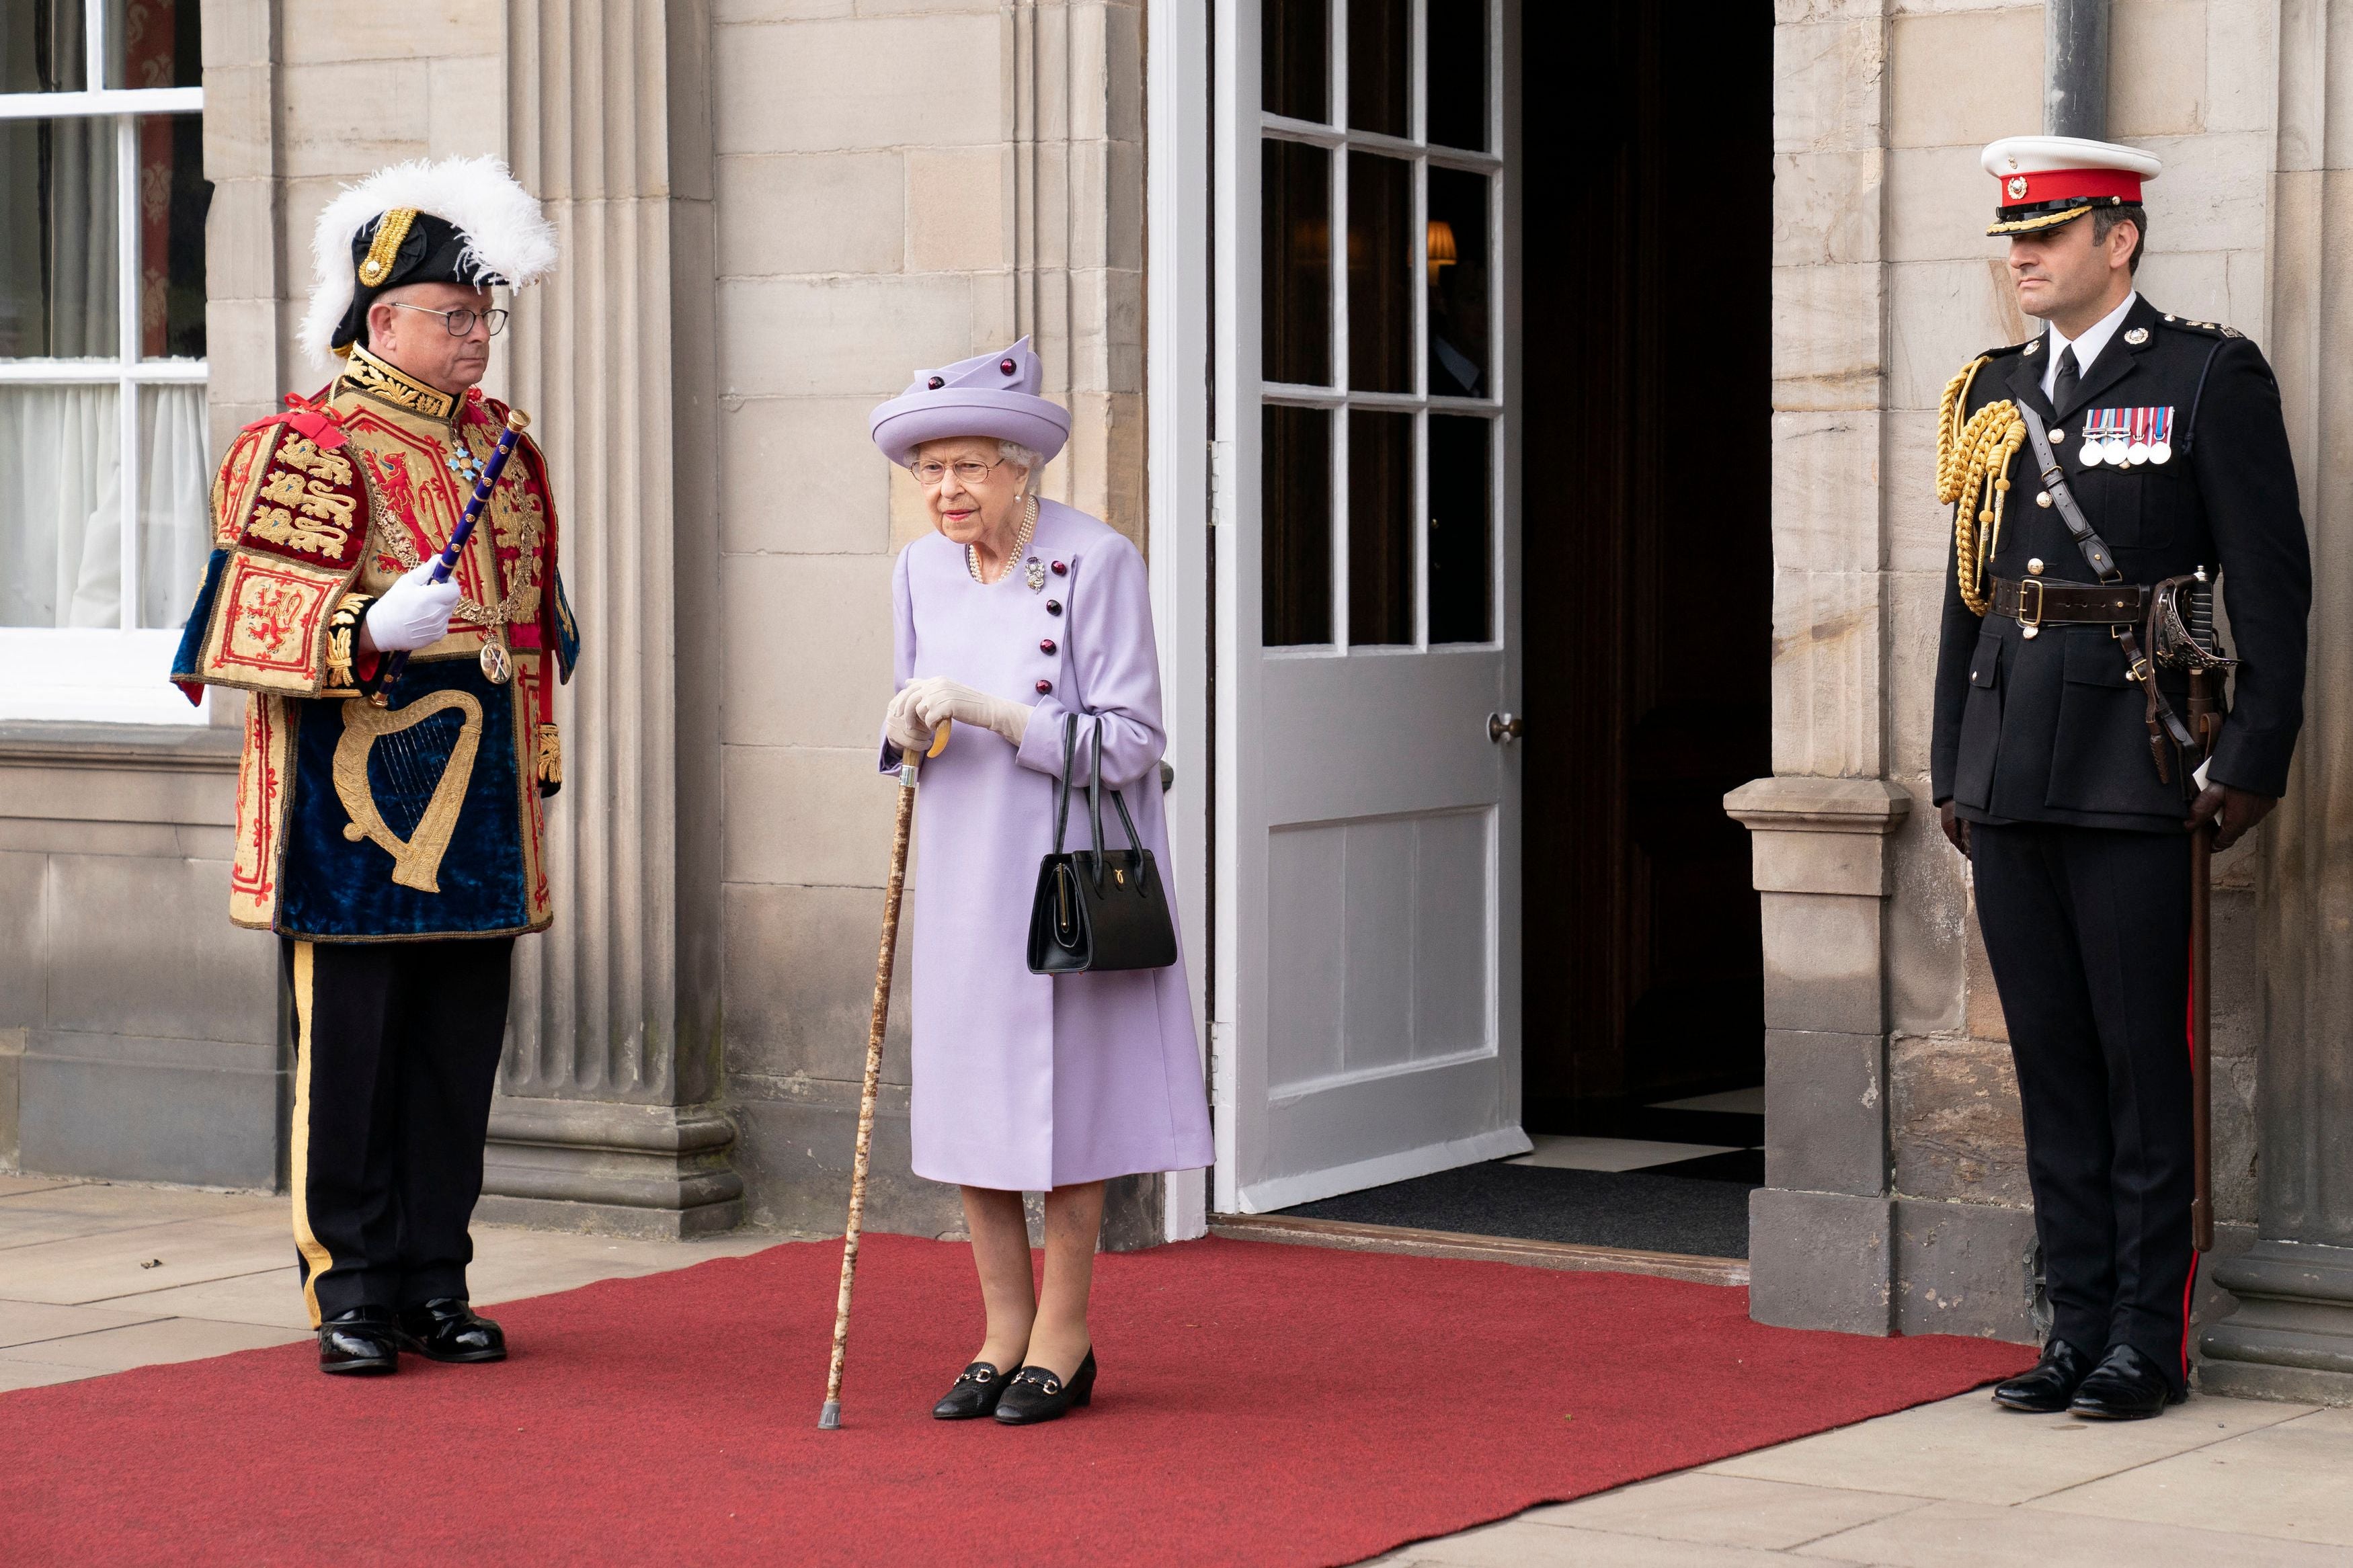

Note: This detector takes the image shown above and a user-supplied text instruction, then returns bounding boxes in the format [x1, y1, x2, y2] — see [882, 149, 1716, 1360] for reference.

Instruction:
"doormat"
[0, 1234, 2030, 1567]
[1281, 1160, 1757, 1257]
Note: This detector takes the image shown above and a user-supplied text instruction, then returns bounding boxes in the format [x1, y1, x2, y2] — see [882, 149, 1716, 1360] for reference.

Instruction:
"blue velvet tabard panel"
[169, 548, 230, 686]
[278, 658, 530, 938]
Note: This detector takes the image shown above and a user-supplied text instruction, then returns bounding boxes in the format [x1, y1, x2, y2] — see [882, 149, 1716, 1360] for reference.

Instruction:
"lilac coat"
[883, 501, 1214, 1192]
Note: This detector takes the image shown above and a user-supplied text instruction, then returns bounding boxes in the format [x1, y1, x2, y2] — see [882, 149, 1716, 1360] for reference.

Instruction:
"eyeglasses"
[910, 456, 1012, 487]
[386, 302, 510, 338]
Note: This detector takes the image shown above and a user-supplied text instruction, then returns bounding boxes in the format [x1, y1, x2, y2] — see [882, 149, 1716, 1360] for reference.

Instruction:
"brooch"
[1025, 556, 1046, 592]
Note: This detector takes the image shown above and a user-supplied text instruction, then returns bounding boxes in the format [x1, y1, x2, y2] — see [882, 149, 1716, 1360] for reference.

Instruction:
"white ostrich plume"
[299, 155, 559, 371]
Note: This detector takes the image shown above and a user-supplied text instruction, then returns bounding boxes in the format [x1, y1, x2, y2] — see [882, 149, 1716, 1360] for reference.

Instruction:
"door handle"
[1487, 712, 1524, 744]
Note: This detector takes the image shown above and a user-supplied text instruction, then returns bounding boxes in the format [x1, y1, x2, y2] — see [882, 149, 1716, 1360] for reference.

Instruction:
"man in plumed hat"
[1931, 137, 2311, 1419]
[170, 156, 578, 1374]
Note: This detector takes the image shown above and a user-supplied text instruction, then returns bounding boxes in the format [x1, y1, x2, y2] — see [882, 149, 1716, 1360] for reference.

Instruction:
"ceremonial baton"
[372, 407, 531, 707]
[819, 718, 950, 1430]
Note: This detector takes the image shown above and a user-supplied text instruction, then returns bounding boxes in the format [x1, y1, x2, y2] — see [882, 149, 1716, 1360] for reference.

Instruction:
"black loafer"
[396, 1298, 507, 1364]
[994, 1350, 1096, 1425]
[932, 1360, 1014, 1420]
[2069, 1343, 2184, 1420]
[1993, 1337, 2095, 1413]
[319, 1307, 401, 1375]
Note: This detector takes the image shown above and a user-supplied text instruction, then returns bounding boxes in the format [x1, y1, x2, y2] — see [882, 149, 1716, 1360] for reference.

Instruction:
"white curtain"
[0, 383, 209, 628]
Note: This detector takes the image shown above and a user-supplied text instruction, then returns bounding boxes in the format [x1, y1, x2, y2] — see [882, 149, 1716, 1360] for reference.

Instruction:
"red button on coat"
[1039, 638, 1057, 654]
[1035, 679, 1053, 694]
[1051, 560, 1068, 575]
[1046, 600, 1062, 615]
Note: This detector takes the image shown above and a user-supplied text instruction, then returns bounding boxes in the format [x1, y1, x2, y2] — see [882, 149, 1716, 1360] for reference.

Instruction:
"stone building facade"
[1, 0, 2346, 1400]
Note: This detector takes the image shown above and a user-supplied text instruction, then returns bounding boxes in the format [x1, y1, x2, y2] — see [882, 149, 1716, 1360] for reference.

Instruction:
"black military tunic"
[1929, 293, 2311, 1391]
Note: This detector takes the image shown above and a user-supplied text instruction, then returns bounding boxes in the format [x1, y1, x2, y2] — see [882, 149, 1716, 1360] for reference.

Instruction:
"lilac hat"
[869, 337, 1072, 467]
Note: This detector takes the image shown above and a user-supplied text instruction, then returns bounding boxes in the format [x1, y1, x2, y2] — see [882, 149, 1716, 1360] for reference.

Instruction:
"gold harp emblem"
[332, 690, 483, 892]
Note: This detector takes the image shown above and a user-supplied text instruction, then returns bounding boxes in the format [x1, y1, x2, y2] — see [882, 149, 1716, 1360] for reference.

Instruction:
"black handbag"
[1026, 714, 1179, 974]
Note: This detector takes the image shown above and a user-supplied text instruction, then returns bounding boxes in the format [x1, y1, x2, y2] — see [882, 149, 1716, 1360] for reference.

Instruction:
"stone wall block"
[276, 61, 432, 177]
[0, 852, 44, 1026]
[1886, 7, 2042, 151]
[1768, 411, 1882, 573]
[722, 882, 912, 1085]
[1887, 259, 2017, 413]
[1893, 1196, 2038, 1342]
[1772, 263, 1883, 412]
[1771, 149, 1882, 268]
[731, 1092, 965, 1238]
[44, 856, 275, 1046]
[427, 53, 508, 159]
[2109, 0, 2210, 140]
[1764, 1029, 1888, 1196]
[1768, 569, 1882, 778]
[717, 397, 894, 555]
[712, 15, 1005, 155]
[202, 181, 278, 310]
[721, 554, 895, 747]
[1749, 1188, 1895, 1334]
[717, 277, 980, 397]
[1757, 891, 1886, 1036]
[19, 1035, 279, 1190]
[1773, 18, 1886, 155]
[722, 747, 904, 889]
[1883, 145, 1994, 265]
[2204, 0, 2282, 136]
[906, 146, 1014, 274]
[1882, 410, 1949, 573]
[1890, 1032, 2028, 1204]
[1884, 565, 1944, 776]
[719, 153, 908, 277]
[1884, 804, 1971, 1036]
[279, 0, 491, 63]
[2127, 132, 2274, 255]
[200, 65, 275, 181]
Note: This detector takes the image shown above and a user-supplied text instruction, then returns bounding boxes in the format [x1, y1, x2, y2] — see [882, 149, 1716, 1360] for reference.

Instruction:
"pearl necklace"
[966, 497, 1039, 585]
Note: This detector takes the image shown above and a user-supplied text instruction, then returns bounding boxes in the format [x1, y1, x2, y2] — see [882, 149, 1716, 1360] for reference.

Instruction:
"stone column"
[477, 0, 741, 1237]
[2199, 5, 2353, 1402]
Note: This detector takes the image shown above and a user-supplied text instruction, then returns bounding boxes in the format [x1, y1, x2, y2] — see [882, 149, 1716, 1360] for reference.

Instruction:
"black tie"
[2052, 343, 2081, 411]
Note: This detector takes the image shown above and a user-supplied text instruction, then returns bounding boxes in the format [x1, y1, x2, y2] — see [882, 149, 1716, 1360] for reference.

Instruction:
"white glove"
[882, 684, 934, 754]
[904, 676, 1033, 750]
[358, 560, 463, 654]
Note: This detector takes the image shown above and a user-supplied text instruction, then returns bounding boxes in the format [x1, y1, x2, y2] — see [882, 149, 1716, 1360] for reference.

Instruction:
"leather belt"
[1991, 577, 2152, 631]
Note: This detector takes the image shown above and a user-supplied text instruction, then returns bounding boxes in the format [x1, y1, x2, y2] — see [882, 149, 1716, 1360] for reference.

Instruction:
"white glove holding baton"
[358, 560, 463, 654]
[886, 677, 1033, 751]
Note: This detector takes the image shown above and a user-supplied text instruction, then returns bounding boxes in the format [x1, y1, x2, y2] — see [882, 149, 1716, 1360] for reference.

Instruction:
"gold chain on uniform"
[1938, 356, 2028, 617]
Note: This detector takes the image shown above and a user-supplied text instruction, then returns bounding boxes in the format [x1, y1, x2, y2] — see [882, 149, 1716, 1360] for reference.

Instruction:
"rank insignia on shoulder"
[2079, 407, 2174, 467]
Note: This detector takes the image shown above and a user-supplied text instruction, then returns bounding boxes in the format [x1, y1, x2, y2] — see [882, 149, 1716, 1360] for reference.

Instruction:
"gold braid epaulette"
[1937, 356, 2027, 617]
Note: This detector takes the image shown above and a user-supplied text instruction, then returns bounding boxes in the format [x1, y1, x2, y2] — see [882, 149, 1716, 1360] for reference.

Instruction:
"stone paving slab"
[1793, 1497, 2353, 1566]
[1702, 1383, 2315, 1504]
[0, 1219, 303, 1305]
[0, 1315, 308, 1372]
[2024, 1405, 2353, 1549]
[1519, 1474, 1931, 1551]
[0, 1298, 167, 1350]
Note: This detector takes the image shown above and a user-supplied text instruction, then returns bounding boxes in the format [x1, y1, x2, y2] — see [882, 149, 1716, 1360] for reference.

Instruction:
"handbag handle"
[1052, 712, 1078, 854]
[1083, 716, 1148, 894]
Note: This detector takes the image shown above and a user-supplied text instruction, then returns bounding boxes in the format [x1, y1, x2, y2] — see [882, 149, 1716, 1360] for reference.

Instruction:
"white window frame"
[0, 0, 207, 723]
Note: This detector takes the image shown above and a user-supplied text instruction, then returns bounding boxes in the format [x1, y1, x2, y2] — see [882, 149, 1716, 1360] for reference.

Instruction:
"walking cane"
[2188, 669, 2217, 1255]
[818, 718, 950, 1430]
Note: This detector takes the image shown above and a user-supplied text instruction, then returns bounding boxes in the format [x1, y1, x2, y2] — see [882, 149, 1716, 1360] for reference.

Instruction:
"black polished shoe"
[932, 1361, 1014, 1420]
[2068, 1343, 2184, 1420]
[395, 1298, 507, 1364]
[318, 1307, 401, 1376]
[1992, 1338, 2096, 1413]
[994, 1350, 1096, 1425]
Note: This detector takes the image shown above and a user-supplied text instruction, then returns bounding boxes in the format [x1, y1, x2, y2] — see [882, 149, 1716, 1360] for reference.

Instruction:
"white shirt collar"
[2043, 290, 2139, 398]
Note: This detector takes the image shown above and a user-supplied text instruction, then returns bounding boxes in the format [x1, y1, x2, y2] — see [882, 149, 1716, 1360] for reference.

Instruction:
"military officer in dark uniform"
[1931, 137, 2312, 1420]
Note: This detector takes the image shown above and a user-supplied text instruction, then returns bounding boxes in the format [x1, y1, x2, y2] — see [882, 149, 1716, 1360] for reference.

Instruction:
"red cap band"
[1997, 167, 2143, 207]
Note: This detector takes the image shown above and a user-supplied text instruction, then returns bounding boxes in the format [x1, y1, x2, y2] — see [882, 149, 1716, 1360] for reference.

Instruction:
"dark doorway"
[1519, 1, 1774, 1145]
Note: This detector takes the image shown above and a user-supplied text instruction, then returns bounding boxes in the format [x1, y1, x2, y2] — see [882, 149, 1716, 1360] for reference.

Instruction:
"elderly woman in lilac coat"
[870, 339, 1213, 1426]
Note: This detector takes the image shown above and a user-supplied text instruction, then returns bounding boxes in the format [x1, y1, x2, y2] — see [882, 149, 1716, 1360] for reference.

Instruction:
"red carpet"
[0, 1235, 2029, 1567]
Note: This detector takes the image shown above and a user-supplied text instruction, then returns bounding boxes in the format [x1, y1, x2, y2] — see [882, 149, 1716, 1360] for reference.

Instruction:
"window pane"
[1426, 2, 1488, 151]
[107, 0, 201, 90]
[1262, 139, 1332, 386]
[1347, 0, 1408, 136]
[0, 119, 120, 358]
[140, 113, 210, 359]
[1, 2, 86, 92]
[137, 384, 208, 627]
[1429, 415, 1491, 643]
[1347, 151, 1411, 393]
[1263, 0, 1328, 122]
[1263, 404, 1332, 647]
[1348, 409, 1412, 647]
[0, 384, 122, 626]
[1427, 167, 1490, 397]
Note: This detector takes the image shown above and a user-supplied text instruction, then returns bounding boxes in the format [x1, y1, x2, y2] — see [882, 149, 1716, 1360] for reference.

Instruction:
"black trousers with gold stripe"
[283, 936, 514, 1327]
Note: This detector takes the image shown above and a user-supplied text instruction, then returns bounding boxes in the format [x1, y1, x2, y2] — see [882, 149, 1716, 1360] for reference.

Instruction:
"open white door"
[1215, 0, 1523, 1213]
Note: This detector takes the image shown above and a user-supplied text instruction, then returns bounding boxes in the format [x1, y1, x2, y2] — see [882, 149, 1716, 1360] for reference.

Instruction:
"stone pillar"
[477, 0, 742, 1238]
[1728, 778, 1908, 1333]
[2199, 5, 2353, 1402]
